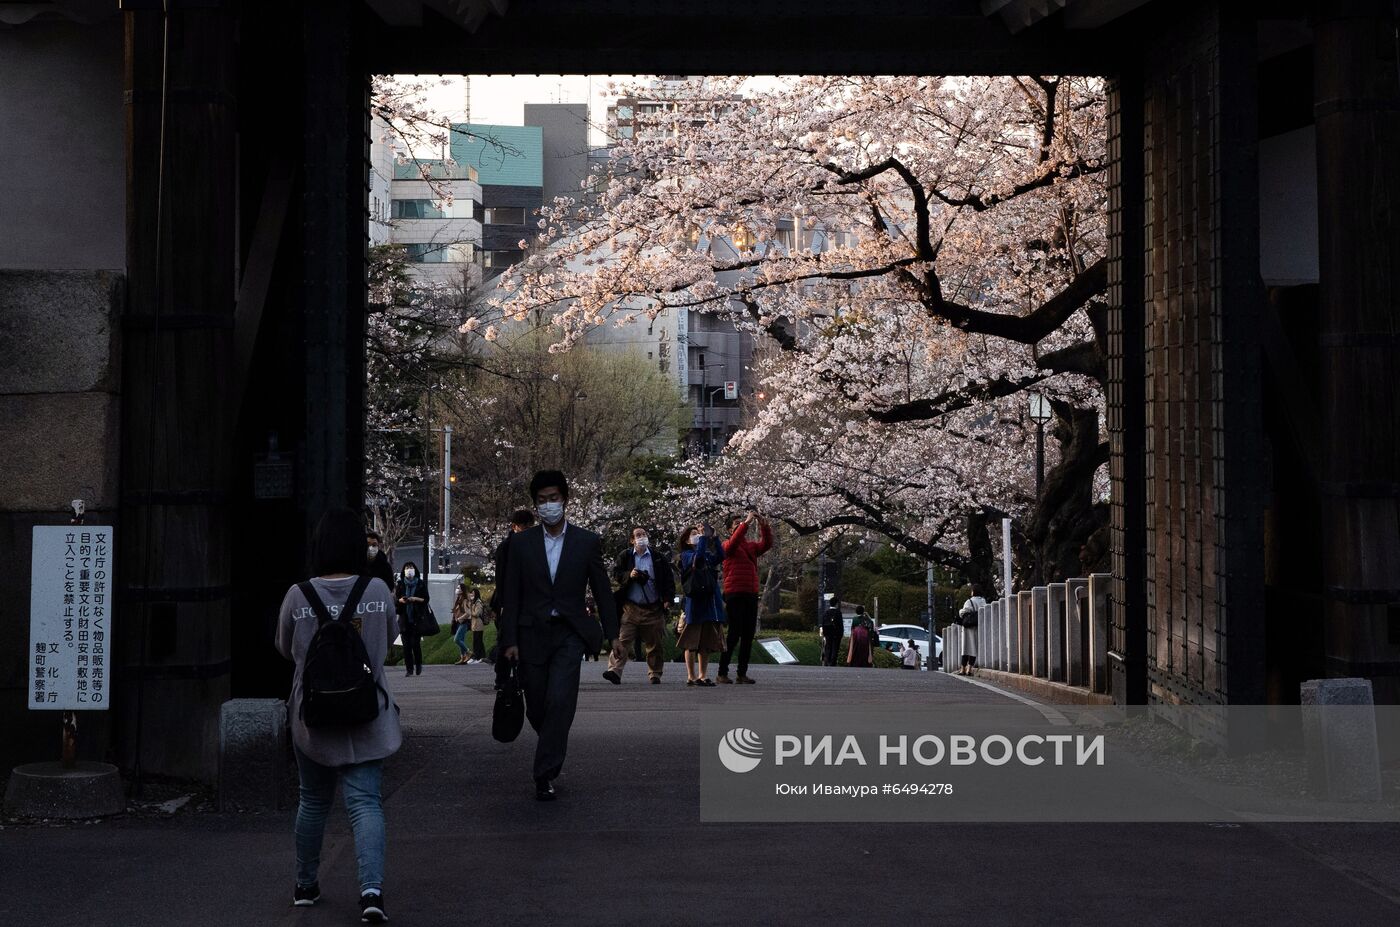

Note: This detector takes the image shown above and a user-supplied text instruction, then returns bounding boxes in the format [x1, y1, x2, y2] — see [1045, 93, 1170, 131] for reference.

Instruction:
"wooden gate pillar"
[120, 1, 238, 781]
[1315, 0, 1400, 701]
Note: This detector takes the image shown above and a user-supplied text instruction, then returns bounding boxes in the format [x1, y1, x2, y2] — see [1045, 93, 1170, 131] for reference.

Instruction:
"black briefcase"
[492, 662, 525, 743]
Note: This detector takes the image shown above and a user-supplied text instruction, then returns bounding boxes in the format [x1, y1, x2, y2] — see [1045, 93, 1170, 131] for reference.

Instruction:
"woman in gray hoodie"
[276, 508, 402, 923]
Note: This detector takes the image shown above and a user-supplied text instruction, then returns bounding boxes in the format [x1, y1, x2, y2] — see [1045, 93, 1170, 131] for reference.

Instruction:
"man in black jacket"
[603, 526, 675, 686]
[821, 605, 845, 667]
[365, 530, 396, 589]
[499, 471, 618, 800]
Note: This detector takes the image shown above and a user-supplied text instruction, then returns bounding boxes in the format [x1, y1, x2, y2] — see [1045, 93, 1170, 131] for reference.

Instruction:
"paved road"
[4, 664, 1400, 926]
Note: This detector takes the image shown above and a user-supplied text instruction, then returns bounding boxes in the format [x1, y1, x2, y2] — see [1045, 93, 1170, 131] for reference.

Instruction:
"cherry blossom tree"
[489, 75, 1110, 591]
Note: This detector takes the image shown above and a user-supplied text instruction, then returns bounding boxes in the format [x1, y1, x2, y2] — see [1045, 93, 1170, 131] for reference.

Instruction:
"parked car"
[877, 624, 941, 668]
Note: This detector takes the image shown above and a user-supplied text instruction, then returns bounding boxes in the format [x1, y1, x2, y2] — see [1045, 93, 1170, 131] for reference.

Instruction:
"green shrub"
[764, 609, 812, 632]
[872, 647, 902, 669]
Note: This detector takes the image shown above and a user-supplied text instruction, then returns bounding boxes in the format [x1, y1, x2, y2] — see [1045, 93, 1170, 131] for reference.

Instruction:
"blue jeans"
[454, 622, 470, 655]
[294, 746, 385, 894]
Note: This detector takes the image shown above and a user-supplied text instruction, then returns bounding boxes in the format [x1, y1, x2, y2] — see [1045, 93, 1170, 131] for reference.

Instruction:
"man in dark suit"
[500, 470, 618, 801]
[603, 526, 676, 685]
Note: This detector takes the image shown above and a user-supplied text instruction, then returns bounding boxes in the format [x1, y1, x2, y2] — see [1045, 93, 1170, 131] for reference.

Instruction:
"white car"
[877, 624, 941, 668]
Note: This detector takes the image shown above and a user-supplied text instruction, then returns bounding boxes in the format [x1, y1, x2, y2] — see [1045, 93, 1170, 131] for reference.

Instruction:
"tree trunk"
[1020, 405, 1109, 587]
[963, 509, 1001, 596]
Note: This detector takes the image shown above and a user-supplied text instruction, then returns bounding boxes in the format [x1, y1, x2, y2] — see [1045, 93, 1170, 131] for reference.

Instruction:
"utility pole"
[441, 424, 452, 562]
[926, 560, 935, 671]
[420, 449, 431, 577]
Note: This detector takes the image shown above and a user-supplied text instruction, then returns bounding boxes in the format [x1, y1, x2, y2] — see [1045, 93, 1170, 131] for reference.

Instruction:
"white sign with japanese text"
[29, 525, 113, 710]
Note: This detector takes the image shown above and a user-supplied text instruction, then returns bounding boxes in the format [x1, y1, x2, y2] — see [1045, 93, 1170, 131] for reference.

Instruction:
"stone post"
[218, 698, 287, 811]
[1031, 586, 1049, 677]
[1301, 678, 1382, 802]
[1017, 590, 1033, 674]
[945, 617, 959, 672]
[1065, 578, 1088, 687]
[1047, 583, 1067, 683]
[1003, 597, 1013, 671]
[1088, 574, 1112, 694]
[979, 602, 988, 666]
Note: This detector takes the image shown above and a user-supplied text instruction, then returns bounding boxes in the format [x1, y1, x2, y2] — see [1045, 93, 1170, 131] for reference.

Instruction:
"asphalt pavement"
[3, 664, 1400, 926]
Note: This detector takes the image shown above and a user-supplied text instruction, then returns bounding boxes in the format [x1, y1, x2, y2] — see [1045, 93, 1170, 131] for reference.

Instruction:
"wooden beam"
[233, 158, 293, 412]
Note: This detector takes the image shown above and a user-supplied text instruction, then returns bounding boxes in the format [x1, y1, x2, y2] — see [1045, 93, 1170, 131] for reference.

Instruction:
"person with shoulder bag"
[676, 521, 726, 686]
[275, 508, 401, 924]
[957, 584, 987, 675]
[451, 580, 472, 664]
[394, 561, 431, 676]
[467, 587, 488, 663]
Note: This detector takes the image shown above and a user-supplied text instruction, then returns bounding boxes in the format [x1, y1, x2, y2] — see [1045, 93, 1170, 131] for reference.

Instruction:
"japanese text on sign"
[29, 525, 113, 711]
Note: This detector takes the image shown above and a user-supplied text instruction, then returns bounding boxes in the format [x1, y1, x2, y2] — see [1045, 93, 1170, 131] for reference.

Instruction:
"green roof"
[449, 123, 542, 187]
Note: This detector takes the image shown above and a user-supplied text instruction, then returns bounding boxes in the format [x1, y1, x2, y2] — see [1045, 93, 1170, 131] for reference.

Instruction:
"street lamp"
[1028, 391, 1053, 496]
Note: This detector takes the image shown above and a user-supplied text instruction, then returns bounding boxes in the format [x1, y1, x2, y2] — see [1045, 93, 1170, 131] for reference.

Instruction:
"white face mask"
[635, 536, 649, 550]
[404, 569, 416, 579]
[536, 500, 565, 526]
[367, 545, 379, 558]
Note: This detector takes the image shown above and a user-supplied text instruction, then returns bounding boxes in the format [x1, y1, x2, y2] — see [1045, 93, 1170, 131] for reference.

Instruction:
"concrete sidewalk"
[4, 664, 1400, 926]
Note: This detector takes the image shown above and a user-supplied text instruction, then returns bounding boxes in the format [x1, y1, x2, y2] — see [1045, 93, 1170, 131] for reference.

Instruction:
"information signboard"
[758, 637, 799, 665]
[29, 525, 113, 710]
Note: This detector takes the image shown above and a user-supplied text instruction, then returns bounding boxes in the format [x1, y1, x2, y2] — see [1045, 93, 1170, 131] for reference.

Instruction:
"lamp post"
[706, 386, 727, 455]
[1028, 391, 1053, 496]
[440, 425, 452, 565]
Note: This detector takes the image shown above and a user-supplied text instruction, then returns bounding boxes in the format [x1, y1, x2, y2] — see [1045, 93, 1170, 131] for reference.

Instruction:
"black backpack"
[298, 575, 385, 728]
[681, 550, 714, 598]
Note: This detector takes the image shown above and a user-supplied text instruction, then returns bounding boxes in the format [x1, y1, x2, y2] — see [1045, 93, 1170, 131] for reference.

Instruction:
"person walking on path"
[900, 639, 922, 669]
[717, 510, 773, 685]
[498, 470, 618, 801]
[365, 530, 396, 589]
[605, 526, 675, 685]
[276, 507, 401, 924]
[452, 584, 484, 665]
[394, 562, 428, 677]
[468, 587, 489, 663]
[956, 584, 987, 675]
[847, 605, 876, 668]
[820, 605, 845, 666]
[677, 522, 726, 686]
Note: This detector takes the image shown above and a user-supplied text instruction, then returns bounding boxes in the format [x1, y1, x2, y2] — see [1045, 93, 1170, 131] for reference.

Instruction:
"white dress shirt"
[543, 521, 568, 583]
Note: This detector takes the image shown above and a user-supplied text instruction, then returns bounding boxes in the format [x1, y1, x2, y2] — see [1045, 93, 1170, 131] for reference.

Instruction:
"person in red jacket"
[717, 510, 773, 684]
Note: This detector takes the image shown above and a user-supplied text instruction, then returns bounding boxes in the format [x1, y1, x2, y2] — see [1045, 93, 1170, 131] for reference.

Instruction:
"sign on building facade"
[29, 525, 113, 710]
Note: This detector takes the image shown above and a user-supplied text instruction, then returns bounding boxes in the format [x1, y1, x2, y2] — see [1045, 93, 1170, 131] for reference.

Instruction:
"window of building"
[393, 199, 442, 219]
[404, 241, 476, 263]
[483, 249, 523, 270]
[393, 198, 474, 219]
[483, 206, 526, 225]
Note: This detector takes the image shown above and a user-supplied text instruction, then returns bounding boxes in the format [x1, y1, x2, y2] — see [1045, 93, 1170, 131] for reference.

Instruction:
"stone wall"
[0, 270, 124, 772]
[0, 16, 126, 773]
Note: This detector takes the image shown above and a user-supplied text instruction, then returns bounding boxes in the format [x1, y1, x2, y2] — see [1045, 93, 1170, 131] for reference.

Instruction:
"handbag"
[416, 604, 443, 636]
[492, 661, 525, 743]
